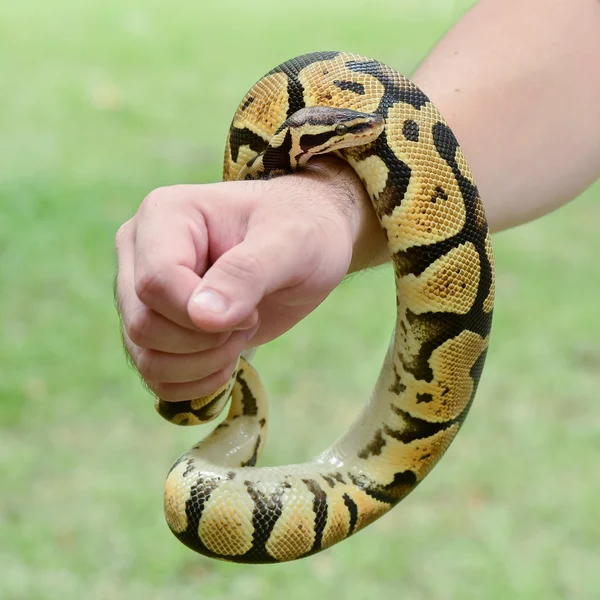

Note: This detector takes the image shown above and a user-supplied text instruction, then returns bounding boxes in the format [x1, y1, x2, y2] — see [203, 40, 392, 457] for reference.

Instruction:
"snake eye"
[335, 124, 348, 136]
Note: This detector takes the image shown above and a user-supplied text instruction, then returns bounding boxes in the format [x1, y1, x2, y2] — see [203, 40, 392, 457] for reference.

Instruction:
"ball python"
[155, 51, 495, 564]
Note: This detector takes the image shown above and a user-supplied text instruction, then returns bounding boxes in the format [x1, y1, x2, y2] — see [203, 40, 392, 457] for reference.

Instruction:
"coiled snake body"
[156, 52, 495, 564]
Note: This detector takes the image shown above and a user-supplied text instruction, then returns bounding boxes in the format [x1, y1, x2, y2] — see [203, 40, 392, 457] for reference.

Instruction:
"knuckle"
[126, 307, 154, 347]
[136, 349, 162, 381]
[135, 268, 167, 307]
[139, 185, 192, 216]
[140, 186, 170, 211]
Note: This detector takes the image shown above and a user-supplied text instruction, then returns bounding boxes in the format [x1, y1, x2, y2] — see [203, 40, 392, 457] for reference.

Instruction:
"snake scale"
[155, 51, 495, 564]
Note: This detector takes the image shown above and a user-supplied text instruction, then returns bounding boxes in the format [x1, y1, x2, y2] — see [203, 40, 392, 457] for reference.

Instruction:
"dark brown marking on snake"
[333, 79, 366, 95]
[393, 257, 492, 389]
[244, 153, 260, 172]
[335, 472, 346, 484]
[167, 454, 188, 476]
[197, 394, 230, 421]
[261, 129, 293, 173]
[431, 121, 494, 327]
[402, 119, 419, 142]
[345, 59, 429, 114]
[432, 122, 461, 164]
[268, 51, 340, 119]
[226, 471, 236, 480]
[357, 132, 410, 216]
[389, 123, 493, 384]
[349, 470, 417, 506]
[432, 186, 449, 203]
[170, 474, 222, 560]
[358, 428, 387, 459]
[342, 493, 359, 536]
[397, 303, 491, 384]
[393, 236, 467, 279]
[299, 130, 337, 151]
[468, 347, 489, 405]
[229, 126, 269, 164]
[156, 387, 229, 425]
[321, 471, 346, 488]
[416, 393, 434, 404]
[259, 418, 266, 427]
[187, 475, 219, 517]
[241, 96, 255, 111]
[322, 474, 337, 488]
[240, 481, 286, 563]
[397, 349, 487, 449]
[182, 458, 196, 478]
[236, 369, 259, 416]
[433, 122, 486, 235]
[386, 405, 461, 444]
[389, 366, 407, 395]
[343, 136, 378, 162]
[302, 479, 328, 555]
[241, 435, 261, 467]
[322, 475, 334, 488]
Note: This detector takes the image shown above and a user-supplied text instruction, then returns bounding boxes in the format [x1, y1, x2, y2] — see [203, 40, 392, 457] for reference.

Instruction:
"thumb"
[187, 228, 305, 332]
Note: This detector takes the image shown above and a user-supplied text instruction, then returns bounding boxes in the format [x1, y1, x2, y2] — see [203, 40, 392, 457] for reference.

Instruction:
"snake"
[155, 51, 495, 564]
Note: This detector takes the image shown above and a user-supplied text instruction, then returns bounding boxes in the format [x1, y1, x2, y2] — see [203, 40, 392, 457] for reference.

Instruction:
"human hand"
[115, 158, 379, 402]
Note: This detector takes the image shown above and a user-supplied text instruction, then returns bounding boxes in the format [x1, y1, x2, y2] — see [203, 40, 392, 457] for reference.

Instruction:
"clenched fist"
[115, 158, 385, 402]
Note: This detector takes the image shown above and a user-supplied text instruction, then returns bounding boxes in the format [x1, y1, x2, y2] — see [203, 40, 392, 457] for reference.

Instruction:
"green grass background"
[1, 1, 599, 598]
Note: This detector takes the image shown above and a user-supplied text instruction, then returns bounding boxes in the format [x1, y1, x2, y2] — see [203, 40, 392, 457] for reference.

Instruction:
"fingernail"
[193, 290, 228, 313]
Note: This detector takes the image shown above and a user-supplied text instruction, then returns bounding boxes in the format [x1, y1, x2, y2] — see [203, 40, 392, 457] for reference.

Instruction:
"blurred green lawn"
[1, 1, 599, 598]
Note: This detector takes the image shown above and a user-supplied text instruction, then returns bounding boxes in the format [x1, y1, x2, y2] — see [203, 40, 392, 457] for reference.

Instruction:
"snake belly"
[156, 51, 495, 564]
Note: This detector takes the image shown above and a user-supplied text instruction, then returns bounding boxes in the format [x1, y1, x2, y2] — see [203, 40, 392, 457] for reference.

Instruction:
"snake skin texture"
[155, 51, 495, 564]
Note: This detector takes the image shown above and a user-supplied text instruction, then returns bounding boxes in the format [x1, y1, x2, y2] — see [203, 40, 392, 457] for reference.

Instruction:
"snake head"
[239, 106, 385, 179]
[287, 106, 385, 159]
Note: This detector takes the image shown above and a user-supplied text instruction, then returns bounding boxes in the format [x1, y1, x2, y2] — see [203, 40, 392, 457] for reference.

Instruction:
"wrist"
[291, 156, 389, 274]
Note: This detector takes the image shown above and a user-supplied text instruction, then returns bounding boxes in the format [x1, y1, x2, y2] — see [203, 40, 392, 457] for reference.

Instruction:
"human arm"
[115, 0, 600, 401]
[413, 0, 600, 232]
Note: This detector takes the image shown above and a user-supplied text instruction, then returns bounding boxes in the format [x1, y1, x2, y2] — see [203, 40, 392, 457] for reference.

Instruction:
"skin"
[115, 0, 600, 403]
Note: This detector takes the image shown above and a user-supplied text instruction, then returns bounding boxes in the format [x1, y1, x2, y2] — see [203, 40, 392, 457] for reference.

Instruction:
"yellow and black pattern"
[156, 52, 495, 564]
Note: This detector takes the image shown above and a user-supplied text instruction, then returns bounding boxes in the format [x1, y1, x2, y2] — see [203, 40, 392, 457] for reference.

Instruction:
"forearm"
[413, 0, 600, 232]
[341, 0, 600, 273]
